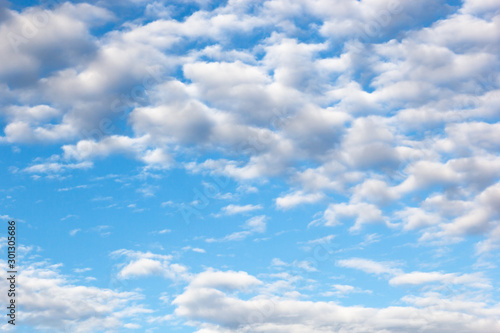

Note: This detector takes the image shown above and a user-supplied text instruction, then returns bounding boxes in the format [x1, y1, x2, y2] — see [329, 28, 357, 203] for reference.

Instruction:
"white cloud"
[123, 323, 141, 329]
[338, 257, 491, 289]
[111, 249, 190, 281]
[63, 135, 146, 159]
[1, 1, 500, 331]
[58, 184, 89, 192]
[270, 258, 288, 267]
[172, 268, 500, 333]
[22, 161, 93, 174]
[476, 224, 500, 254]
[1, 258, 149, 332]
[341, 117, 400, 170]
[183, 246, 206, 253]
[419, 182, 500, 242]
[322, 284, 372, 297]
[337, 258, 401, 276]
[0, 3, 118, 143]
[0, 3, 113, 81]
[292, 260, 318, 272]
[389, 271, 491, 289]
[275, 191, 324, 210]
[351, 178, 400, 205]
[219, 204, 263, 215]
[119, 258, 165, 278]
[189, 269, 262, 290]
[322, 202, 388, 232]
[155, 229, 172, 234]
[244, 215, 267, 233]
[69, 229, 81, 236]
[306, 235, 336, 245]
[207, 215, 267, 242]
[395, 207, 441, 231]
[440, 122, 500, 154]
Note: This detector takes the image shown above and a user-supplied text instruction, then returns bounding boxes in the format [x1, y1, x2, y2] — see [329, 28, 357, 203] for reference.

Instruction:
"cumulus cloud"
[189, 269, 262, 291]
[275, 191, 324, 210]
[111, 249, 190, 281]
[2, 0, 500, 331]
[172, 268, 500, 333]
[321, 202, 389, 232]
[0, 259, 148, 332]
[416, 182, 500, 243]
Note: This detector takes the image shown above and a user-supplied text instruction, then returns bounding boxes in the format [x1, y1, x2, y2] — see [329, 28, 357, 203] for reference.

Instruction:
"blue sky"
[1, 0, 500, 332]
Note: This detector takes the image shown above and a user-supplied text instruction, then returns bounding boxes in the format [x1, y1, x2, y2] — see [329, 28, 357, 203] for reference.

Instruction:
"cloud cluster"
[0, 259, 148, 332]
[1, 0, 500, 331]
[172, 268, 500, 333]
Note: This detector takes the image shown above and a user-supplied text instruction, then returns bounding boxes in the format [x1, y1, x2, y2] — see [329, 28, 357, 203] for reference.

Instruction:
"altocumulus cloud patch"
[1, 0, 500, 332]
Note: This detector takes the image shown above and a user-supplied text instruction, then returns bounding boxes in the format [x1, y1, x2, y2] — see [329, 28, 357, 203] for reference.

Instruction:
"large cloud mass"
[1, 0, 500, 332]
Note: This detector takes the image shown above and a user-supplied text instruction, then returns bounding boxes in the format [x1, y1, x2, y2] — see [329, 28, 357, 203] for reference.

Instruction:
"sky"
[0, 0, 500, 332]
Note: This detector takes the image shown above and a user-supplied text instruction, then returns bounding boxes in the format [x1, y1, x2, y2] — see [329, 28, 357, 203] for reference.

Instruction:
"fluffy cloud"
[0, 3, 113, 85]
[275, 191, 324, 210]
[2, 1, 500, 331]
[321, 202, 388, 232]
[189, 269, 262, 290]
[111, 249, 190, 281]
[0, 259, 148, 332]
[172, 269, 500, 333]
